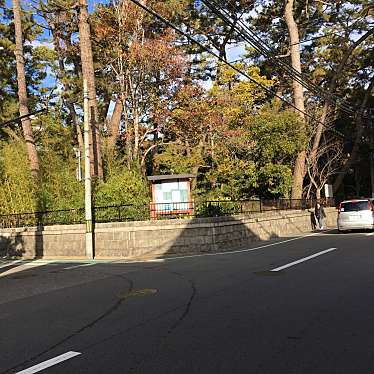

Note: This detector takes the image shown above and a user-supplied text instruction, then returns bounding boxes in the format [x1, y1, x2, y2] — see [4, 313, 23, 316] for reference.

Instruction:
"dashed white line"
[0, 262, 48, 278]
[270, 248, 337, 272]
[63, 263, 95, 270]
[15, 351, 81, 374]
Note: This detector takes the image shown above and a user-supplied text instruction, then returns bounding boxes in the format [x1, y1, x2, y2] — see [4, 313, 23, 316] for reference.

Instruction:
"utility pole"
[83, 79, 93, 259]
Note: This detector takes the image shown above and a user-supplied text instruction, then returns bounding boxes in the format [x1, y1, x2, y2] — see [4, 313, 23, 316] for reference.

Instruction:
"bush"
[0, 141, 37, 214]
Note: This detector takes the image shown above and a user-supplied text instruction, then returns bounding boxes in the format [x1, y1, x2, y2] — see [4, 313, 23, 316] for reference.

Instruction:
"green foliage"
[0, 141, 36, 214]
[39, 151, 84, 210]
[155, 68, 305, 200]
[247, 105, 308, 164]
[1, 0, 371, 217]
[155, 143, 203, 175]
[257, 164, 293, 197]
[205, 158, 258, 199]
[195, 201, 245, 217]
[34, 114, 83, 210]
[94, 165, 150, 207]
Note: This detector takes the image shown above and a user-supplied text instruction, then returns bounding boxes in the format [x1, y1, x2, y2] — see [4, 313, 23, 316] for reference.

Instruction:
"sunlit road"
[1, 230, 374, 374]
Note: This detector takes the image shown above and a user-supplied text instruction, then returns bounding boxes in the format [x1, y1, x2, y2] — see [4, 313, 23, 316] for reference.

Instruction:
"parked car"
[337, 199, 374, 233]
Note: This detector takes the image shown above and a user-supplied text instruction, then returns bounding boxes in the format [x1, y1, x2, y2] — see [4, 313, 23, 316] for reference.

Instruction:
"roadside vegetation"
[0, 0, 372, 214]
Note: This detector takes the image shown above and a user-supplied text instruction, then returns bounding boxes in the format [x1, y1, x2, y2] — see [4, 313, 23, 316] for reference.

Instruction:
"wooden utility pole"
[12, 0, 40, 180]
[78, 0, 103, 179]
[83, 79, 93, 259]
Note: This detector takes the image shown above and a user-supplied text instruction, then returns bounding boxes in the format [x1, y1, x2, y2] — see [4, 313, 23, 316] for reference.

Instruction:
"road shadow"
[129, 203, 334, 260]
[0, 233, 26, 276]
[0, 232, 24, 259]
[325, 229, 374, 235]
[133, 214, 286, 260]
[35, 223, 44, 259]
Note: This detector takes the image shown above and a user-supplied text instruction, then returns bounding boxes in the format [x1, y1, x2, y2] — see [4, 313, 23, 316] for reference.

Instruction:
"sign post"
[324, 184, 333, 199]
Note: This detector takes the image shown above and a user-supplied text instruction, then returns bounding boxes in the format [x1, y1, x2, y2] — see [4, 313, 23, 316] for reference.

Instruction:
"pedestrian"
[310, 210, 317, 231]
[315, 202, 327, 230]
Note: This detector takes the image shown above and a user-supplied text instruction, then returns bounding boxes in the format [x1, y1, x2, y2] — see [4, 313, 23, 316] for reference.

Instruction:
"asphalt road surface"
[1, 229, 374, 374]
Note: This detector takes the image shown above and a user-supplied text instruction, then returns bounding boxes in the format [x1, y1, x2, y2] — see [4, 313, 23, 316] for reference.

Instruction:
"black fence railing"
[0, 208, 85, 229]
[0, 198, 336, 228]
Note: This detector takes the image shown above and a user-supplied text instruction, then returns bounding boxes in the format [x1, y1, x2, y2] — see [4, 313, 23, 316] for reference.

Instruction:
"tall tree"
[12, 0, 40, 180]
[284, 0, 306, 200]
[91, 0, 186, 169]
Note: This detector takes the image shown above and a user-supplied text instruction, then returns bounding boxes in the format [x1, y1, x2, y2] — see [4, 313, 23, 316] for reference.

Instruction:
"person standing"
[315, 202, 327, 230]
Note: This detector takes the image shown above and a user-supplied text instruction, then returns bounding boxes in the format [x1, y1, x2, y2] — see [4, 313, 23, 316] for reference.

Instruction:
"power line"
[0, 108, 48, 127]
[220, 0, 372, 119]
[127, 0, 345, 138]
[201, 0, 358, 117]
[209, 0, 362, 117]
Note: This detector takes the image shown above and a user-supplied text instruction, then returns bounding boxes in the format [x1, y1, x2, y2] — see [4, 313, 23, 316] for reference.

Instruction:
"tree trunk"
[133, 106, 140, 161]
[285, 0, 306, 200]
[316, 188, 321, 200]
[12, 0, 40, 181]
[78, 0, 103, 179]
[108, 98, 123, 149]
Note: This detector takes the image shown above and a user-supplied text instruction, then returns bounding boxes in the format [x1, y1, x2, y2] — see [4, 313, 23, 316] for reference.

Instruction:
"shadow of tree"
[133, 214, 281, 260]
[0, 232, 25, 259]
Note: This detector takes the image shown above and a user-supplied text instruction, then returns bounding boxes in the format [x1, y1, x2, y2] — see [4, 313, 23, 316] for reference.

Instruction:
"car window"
[340, 201, 371, 212]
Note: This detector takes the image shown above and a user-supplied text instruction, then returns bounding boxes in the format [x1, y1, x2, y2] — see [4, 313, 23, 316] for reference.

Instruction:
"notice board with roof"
[147, 174, 196, 218]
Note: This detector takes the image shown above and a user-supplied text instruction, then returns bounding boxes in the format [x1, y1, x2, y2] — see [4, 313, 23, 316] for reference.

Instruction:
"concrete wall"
[0, 208, 337, 260]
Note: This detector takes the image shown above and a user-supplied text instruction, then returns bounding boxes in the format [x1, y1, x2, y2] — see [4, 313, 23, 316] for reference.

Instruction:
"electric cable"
[213, 0, 372, 118]
[201, 0, 358, 116]
[127, 0, 345, 138]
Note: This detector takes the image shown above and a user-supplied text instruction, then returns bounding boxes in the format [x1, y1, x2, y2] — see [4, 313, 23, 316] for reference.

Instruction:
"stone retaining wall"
[0, 208, 337, 259]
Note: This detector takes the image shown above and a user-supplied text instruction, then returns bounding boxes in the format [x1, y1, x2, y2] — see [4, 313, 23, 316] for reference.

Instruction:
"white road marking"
[0, 262, 48, 278]
[158, 230, 335, 262]
[0, 230, 336, 268]
[63, 263, 95, 270]
[270, 248, 337, 272]
[0, 260, 22, 269]
[22, 261, 56, 266]
[15, 351, 81, 374]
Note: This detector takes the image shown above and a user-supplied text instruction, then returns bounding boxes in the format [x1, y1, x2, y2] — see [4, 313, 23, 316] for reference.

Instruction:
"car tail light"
[338, 202, 342, 213]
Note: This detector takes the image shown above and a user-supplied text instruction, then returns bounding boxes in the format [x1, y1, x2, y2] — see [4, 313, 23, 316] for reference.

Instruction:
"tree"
[155, 63, 305, 199]
[41, 2, 84, 153]
[306, 133, 343, 199]
[284, 0, 307, 200]
[91, 0, 186, 170]
[12, 0, 40, 180]
[333, 78, 374, 193]
[249, 0, 373, 198]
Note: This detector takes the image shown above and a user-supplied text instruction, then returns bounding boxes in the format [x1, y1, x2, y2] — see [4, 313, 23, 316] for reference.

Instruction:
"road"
[1, 229, 374, 374]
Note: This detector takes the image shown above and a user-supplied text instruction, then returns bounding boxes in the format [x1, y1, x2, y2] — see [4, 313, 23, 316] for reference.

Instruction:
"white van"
[337, 199, 374, 232]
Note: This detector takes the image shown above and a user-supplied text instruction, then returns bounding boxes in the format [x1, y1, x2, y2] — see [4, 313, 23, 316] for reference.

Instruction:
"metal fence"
[0, 198, 335, 228]
[0, 208, 85, 229]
